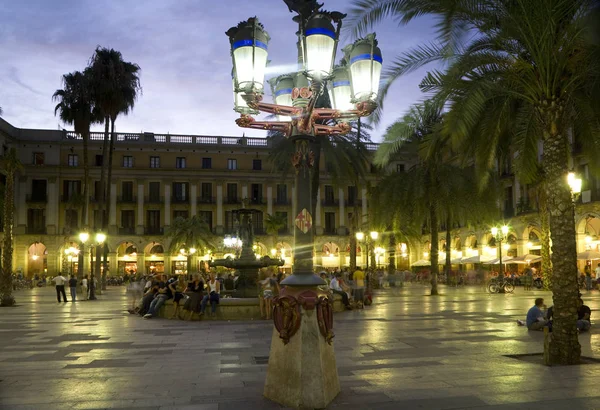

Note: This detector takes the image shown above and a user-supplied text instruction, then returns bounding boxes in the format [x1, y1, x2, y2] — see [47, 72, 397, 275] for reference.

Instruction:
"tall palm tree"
[349, 0, 600, 364]
[89, 47, 141, 288]
[0, 148, 21, 306]
[53, 69, 98, 241]
[265, 213, 287, 250]
[166, 216, 215, 276]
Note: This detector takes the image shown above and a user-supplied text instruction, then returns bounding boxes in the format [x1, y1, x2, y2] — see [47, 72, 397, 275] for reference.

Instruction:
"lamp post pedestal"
[264, 286, 339, 409]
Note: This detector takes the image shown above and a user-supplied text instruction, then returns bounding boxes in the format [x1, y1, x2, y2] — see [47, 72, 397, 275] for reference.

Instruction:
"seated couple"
[521, 297, 591, 332]
[179, 273, 222, 319]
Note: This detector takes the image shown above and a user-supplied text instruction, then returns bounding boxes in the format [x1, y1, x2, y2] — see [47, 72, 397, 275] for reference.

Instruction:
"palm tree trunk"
[388, 233, 396, 275]
[349, 204, 358, 271]
[539, 184, 552, 290]
[0, 155, 15, 306]
[445, 215, 451, 285]
[430, 204, 439, 296]
[102, 118, 117, 290]
[79, 129, 90, 284]
[95, 117, 110, 294]
[543, 122, 580, 365]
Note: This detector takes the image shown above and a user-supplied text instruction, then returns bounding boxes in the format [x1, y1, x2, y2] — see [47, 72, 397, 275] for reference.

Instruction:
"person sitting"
[330, 273, 351, 309]
[169, 277, 186, 319]
[523, 298, 548, 330]
[143, 276, 175, 318]
[259, 273, 279, 320]
[577, 298, 592, 331]
[182, 274, 204, 320]
[138, 279, 160, 316]
[200, 272, 220, 316]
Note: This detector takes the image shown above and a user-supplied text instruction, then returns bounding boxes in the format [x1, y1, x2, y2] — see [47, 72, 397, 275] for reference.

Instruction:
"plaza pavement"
[2, 284, 600, 410]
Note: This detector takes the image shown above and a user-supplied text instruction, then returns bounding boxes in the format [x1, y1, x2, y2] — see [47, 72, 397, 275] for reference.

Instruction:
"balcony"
[119, 227, 136, 235]
[346, 199, 363, 207]
[144, 227, 164, 235]
[250, 198, 266, 205]
[145, 196, 163, 204]
[274, 198, 290, 206]
[118, 195, 137, 203]
[198, 196, 215, 204]
[26, 226, 47, 234]
[172, 196, 189, 204]
[26, 194, 47, 203]
[323, 228, 337, 235]
[225, 197, 240, 205]
[321, 199, 339, 207]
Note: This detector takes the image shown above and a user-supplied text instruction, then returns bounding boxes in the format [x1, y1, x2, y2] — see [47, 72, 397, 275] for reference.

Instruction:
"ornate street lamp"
[225, 3, 382, 407]
[568, 172, 582, 201]
[491, 225, 510, 291]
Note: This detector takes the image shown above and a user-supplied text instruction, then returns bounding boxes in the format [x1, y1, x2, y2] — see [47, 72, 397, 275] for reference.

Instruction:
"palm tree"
[166, 216, 215, 276]
[349, 0, 600, 365]
[0, 148, 21, 306]
[53, 69, 98, 237]
[265, 213, 287, 250]
[89, 47, 141, 288]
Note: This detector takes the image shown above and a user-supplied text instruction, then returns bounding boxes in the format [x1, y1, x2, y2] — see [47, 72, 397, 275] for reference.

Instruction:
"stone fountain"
[209, 203, 284, 297]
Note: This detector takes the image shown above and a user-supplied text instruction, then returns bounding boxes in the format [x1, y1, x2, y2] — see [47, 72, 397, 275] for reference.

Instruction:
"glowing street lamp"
[491, 224, 510, 289]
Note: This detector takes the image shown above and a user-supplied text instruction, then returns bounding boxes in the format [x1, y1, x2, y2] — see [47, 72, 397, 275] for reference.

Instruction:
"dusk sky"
[0, 0, 438, 142]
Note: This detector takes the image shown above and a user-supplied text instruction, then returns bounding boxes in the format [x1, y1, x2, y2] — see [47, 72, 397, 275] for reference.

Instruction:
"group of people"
[321, 268, 370, 310]
[127, 272, 222, 319]
[51, 273, 92, 302]
[520, 297, 591, 332]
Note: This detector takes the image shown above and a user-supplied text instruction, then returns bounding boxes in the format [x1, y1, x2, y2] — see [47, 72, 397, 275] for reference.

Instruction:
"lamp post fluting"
[226, 2, 381, 408]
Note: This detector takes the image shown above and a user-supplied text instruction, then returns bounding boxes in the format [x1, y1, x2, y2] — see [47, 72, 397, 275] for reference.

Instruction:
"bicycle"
[488, 279, 514, 294]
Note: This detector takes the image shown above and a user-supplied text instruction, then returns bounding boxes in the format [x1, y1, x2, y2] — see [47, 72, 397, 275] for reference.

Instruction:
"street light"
[568, 172, 582, 201]
[491, 225, 510, 289]
[356, 230, 379, 270]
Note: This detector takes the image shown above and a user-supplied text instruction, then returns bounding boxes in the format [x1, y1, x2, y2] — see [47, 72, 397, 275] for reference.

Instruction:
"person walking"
[52, 273, 68, 303]
[68, 275, 77, 302]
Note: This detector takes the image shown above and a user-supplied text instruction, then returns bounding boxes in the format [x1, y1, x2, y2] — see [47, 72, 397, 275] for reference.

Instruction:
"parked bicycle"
[488, 278, 514, 294]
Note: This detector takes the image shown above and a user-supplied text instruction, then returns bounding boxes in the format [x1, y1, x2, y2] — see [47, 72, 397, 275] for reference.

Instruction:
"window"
[325, 212, 336, 234]
[93, 210, 106, 229]
[199, 211, 213, 231]
[146, 210, 161, 234]
[202, 157, 212, 169]
[95, 155, 103, 166]
[63, 180, 81, 202]
[200, 182, 212, 203]
[396, 163, 405, 173]
[348, 186, 356, 205]
[172, 182, 189, 202]
[227, 158, 237, 170]
[324, 185, 334, 203]
[226, 183, 238, 203]
[33, 152, 44, 165]
[173, 210, 189, 221]
[123, 156, 133, 168]
[276, 184, 287, 204]
[65, 209, 78, 230]
[31, 179, 47, 201]
[176, 157, 186, 169]
[121, 210, 135, 229]
[253, 211, 264, 234]
[121, 181, 134, 202]
[148, 182, 161, 202]
[251, 183, 262, 204]
[68, 154, 78, 167]
[275, 211, 288, 234]
[150, 156, 160, 168]
[93, 181, 104, 201]
[253, 159, 262, 171]
[27, 209, 46, 234]
[225, 211, 235, 234]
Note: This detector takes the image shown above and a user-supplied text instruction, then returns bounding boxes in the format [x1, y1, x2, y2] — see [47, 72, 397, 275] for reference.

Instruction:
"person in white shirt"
[595, 263, 600, 288]
[52, 273, 68, 303]
[81, 276, 89, 300]
[329, 273, 351, 309]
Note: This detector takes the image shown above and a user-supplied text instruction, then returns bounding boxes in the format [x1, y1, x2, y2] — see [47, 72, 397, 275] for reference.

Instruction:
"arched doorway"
[144, 242, 165, 276]
[117, 242, 139, 276]
[27, 242, 47, 279]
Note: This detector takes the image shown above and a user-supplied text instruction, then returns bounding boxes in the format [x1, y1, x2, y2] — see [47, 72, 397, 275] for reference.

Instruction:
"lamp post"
[355, 231, 379, 270]
[65, 246, 79, 276]
[78, 232, 89, 294]
[491, 225, 510, 290]
[568, 172, 582, 201]
[226, 2, 381, 408]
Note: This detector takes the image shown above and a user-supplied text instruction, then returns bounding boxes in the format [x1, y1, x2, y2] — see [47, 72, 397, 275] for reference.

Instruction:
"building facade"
[0, 118, 392, 278]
